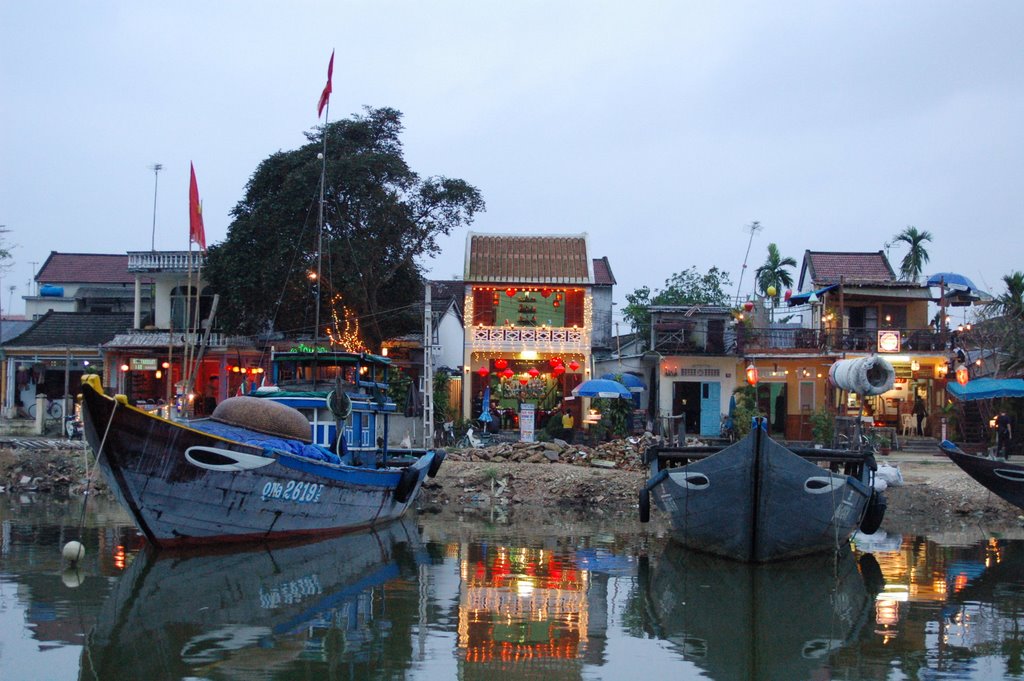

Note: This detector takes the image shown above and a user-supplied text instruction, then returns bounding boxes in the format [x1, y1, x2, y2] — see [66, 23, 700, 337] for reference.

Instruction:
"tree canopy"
[623, 266, 733, 345]
[205, 107, 484, 349]
[754, 242, 796, 299]
[892, 225, 932, 281]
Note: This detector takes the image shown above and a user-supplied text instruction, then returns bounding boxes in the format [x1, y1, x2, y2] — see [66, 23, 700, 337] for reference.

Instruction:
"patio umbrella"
[478, 385, 493, 422]
[599, 372, 646, 392]
[572, 378, 632, 399]
[927, 272, 979, 290]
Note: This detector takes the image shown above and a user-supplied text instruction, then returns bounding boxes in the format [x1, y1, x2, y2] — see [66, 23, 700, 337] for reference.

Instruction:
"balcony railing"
[128, 251, 206, 273]
[470, 326, 587, 348]
[737, 326, 946, 354]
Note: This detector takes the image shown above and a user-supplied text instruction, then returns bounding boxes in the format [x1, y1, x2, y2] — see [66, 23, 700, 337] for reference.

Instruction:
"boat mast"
[313, 93, 330, 390]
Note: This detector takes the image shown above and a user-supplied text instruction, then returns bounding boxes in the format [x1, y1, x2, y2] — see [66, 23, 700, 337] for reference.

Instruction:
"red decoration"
[518, 377, 529, 385]
[745, 364, 759, 386]
[494, 358, 508, 370]
[541, 288, 552, 298]
[553, 300, 560, 308]
[553, 364, 566, 376]
[548, 358, 560, 367]
[506, 287, 517, 297]
[568, 360, 580, 372]
[477, 366, 489, 377]
[528, 367, 540, 378]
[743, 301, 754, 312]
[956, 365, 969, 386]
[783, 289, 793, 301]
[501, 368, 514, 379]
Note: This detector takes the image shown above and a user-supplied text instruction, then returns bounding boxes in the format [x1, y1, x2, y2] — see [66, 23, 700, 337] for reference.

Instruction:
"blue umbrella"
[599, 372, 646, 392]
[572, 378, 632, 399]
[927, 272, 978, 291]
[479, 385, 493, 422]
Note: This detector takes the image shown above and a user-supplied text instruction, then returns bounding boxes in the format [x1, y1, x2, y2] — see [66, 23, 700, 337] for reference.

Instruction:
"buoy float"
[62, 540, 85, 563]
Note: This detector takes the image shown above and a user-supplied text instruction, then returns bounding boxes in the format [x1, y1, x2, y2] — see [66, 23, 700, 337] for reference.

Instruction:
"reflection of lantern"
[519, 376, 529, 385]
[743, 300, 754, 312]
[745, 364, 759, 386]
[568, 360, 580, 372]
[477, 366, 489, 377]
[501, 368, 514, 379]
[506, 287, 517, 297]
[495, 358, 508, 370]
[553, 364, 565, 376]
[528, 367, 539, 378]
[956, 364, 969, 386]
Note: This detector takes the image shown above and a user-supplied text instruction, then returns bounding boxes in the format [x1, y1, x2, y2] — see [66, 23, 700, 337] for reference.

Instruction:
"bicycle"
[27, 396, 65, 420]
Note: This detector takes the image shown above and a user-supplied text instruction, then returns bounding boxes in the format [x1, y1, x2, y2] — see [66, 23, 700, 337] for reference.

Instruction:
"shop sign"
[877, 330, 901, 353]
[519, 403, 536, 443]
[130, 358, 159, 371]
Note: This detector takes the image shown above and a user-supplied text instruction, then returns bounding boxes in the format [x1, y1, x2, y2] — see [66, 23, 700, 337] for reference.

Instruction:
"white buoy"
[62, 540, 85, 563]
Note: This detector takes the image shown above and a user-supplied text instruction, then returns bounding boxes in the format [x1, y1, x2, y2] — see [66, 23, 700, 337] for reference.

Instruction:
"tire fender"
[428, 449, 446, 478]
[859, 491, 887, 534]
[394, 467, 419, 504]
[639, 487, 651, 523]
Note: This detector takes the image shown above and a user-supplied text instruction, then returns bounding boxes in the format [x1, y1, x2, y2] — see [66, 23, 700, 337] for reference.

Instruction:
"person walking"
[913, 395, 928, 436]
[997, 409, 1015, 459]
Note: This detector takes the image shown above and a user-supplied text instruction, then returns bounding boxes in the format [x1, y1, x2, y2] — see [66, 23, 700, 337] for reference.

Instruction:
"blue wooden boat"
[940, 439, 1024, 509]
[79, 350, 444, 548]
[639, 418, 882, 562]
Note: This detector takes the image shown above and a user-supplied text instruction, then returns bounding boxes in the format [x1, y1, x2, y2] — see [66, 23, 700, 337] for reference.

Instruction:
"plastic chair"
[900, 413, 915, 436]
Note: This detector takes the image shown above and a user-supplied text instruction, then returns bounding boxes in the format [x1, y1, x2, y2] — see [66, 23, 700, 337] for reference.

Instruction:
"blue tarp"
[190, 420, 342, 464]
[946, 378, 1024, 401]
[787, 284, 839, 305]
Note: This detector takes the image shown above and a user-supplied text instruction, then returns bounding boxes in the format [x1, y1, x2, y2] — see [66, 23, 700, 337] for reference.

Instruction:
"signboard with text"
[519, 403, 536, 443]
[877, 330, 901, 353]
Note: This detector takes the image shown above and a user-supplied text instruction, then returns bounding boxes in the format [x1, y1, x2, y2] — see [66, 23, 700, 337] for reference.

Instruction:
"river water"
[2, 496, 1023, 681]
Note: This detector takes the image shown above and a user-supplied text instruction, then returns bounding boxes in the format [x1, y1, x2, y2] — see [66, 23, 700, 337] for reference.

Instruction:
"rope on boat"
[76, 400, 119, 535]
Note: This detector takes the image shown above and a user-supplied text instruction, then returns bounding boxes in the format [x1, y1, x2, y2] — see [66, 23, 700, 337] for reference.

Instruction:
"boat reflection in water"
[639, 541, 874, 680]
[80, 520, 422, 681]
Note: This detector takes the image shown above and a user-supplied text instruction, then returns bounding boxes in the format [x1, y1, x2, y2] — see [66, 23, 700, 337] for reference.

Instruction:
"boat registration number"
[261, 480, 324, 503]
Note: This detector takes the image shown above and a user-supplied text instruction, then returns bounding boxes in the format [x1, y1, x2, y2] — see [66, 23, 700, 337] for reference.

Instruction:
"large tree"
[623, 266, 733, 345]
[206, 107, 484, 349]
[892, 225, 933, 281]
[983, 271, 1024, 375]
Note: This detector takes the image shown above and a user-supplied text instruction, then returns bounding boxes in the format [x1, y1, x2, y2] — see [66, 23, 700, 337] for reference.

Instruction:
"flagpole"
[313, 49, 333, 389]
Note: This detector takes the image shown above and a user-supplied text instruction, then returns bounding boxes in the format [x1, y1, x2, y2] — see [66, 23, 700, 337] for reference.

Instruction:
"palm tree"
[754, 243, 797, 299]
[987, 271, 1024, 320]
[985, 272, 1024, 376]
[892, 225, 933, 281]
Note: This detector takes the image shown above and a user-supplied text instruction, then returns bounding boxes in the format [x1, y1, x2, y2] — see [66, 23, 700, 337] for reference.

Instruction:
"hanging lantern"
[540, 288, 552, 298]
[553, 300, 560, 308]
[553, 364, 566, 376]
[518, 376, 529, 385]
[745, 363, 759, 386]
[501, 367, 514, 379]
[506, 287, 517, 297]
[528, 367, 540, 378]
[784, 289, 792, 301]
[568, 360, 580, 372]
[477, 366, 490, 377]
[956, 364, 969, 386]
[743, 300, 754, 312]
[766, 285, 777, 298]
[492, 293, 500, 305]
[494, 358, 508, 370]
[548, 357, 561, 367]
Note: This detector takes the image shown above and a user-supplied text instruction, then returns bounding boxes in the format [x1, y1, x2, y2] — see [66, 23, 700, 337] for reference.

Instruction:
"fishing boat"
[637, 540, 872, 680]
[79, 364, 444, 547]
[939, 439, 1024, 509]
[639, 418, 883, 562]
[80, 520, 422, 680]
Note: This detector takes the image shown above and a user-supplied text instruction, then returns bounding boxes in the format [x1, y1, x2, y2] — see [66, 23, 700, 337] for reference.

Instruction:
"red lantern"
[501, 368, 514, 379]
[506, 287, 517, 297]
[743, 300, 754, 312]
[528, 367, 540, 378]
[477, 366, 490, 377]
[552, 300, 560, 308]
[553, 364, 566, 376]
[568, 360, 580, 372]
[548, 357, 560, 367]
[783, 289, 793, 301]
[745, 364, 759, 386]
[541, 288, 552, 298]
[518, 377, 529, 385]
[495, 358, 508, 370]
[956, 365, 969, 386]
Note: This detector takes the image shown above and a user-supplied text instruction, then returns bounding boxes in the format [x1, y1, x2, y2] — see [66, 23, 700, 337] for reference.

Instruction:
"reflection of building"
[458, 542, 590, 678]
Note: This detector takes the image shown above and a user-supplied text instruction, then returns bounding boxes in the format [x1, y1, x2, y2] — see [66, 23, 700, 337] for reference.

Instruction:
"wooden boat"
[636, 540, 872, 680]
[79, 364, 444, 548]
[80, 520, 421, 680]
[639, 418, 882, 562]
[940, 439, 1024, 509]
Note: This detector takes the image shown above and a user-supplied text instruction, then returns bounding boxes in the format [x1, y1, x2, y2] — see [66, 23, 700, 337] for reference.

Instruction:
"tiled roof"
[1, 312, 134, 348]
[799, 251, 896, 289]
[592, 257, 616, 286]
[36, 252, 149, 285]
[1, 320, 33, 344]
[465, 233, 591, 284]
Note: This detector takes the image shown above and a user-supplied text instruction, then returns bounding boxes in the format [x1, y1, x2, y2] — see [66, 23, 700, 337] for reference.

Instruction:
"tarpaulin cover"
[189, 420, 342, 464]
[946, 378, 1024, 401]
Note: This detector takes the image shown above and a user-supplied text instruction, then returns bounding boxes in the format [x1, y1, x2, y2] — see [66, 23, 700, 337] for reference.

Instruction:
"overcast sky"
[2, 1, 1022, 319]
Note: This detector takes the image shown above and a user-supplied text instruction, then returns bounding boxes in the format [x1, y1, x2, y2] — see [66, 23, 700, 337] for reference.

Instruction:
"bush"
[809, 409, 834, 446]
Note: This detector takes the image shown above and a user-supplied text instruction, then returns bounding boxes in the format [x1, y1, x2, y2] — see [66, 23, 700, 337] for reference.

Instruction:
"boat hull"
[646, 427, 872, 562]
[81, 385, 437, 548]
[941, 440, 1024, 509]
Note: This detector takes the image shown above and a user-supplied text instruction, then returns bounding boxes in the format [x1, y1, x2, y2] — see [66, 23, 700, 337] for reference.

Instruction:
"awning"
[787, 284, 838, 305]
[946, 378, 1024, 401]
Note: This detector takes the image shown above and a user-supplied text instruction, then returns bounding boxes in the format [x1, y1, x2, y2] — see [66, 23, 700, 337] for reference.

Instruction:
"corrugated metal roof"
[465, 233, 591, 284]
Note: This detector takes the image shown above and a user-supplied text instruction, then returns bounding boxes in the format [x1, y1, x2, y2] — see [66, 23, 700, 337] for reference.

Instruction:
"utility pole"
[735, 220, 763, 304]
[150, 163, 163, 250]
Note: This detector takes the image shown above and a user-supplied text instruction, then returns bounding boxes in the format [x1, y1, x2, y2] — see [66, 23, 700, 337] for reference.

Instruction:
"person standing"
[997, 410, 1015, 459]
[913, 395, 928, 436]
[561, 409, 575, 444]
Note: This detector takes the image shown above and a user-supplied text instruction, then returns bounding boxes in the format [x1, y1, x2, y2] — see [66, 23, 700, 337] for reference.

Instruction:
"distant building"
[25, 252, 153, 321]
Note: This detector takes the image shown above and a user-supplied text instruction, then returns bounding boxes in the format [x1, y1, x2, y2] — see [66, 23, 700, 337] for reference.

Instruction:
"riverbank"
[2, 439, 1021, 536]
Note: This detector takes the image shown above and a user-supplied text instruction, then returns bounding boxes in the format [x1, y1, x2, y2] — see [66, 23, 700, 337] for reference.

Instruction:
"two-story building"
[460, 233, 612, 429]
[24, 252, 152, 320]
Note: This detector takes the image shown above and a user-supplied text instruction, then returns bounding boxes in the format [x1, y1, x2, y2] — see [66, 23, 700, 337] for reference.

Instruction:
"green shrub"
[809, 409, 834, 446]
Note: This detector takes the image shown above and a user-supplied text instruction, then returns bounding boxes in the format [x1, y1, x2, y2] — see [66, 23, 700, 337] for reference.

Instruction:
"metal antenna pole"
[150, 163, 163, 250]
[735, 220, 763, 303]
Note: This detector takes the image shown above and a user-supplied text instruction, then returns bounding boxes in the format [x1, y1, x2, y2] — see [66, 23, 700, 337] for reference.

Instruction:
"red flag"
[189, 162, 206, 251]
[317, 50, 334, 118]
